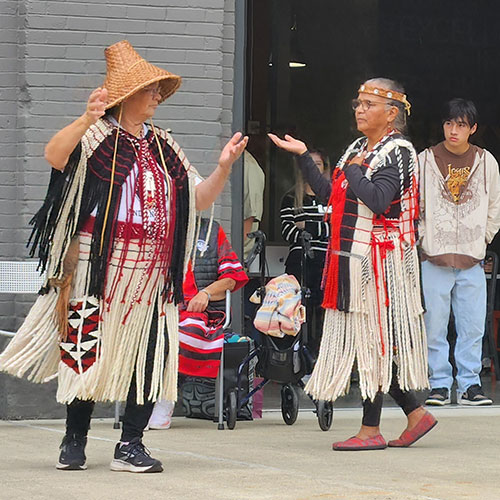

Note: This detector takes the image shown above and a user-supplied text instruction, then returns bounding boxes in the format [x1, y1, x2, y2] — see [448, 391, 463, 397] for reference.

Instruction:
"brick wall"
[0, 0, 237, 418]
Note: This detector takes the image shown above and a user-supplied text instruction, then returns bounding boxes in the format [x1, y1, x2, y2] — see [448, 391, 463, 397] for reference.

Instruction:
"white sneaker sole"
[424, 398, 450, 406]
[56, 461, 87, 470]
[110, 459, 163, 473]
[148, 423, 171, 430]
[458, 399, 493, 406]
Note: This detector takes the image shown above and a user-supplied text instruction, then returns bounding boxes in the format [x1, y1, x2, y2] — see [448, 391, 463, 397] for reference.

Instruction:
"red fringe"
[322, 169, 348, 309]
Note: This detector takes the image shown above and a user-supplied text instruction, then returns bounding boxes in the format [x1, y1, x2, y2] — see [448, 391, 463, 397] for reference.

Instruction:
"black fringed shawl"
[29, 119, 190, 305]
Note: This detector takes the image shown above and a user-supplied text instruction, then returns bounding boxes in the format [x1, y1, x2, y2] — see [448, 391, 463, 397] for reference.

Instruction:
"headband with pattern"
[358, 84, 411, 116]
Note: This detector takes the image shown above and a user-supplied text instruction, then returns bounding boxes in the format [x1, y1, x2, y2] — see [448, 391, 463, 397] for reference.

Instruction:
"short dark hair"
[442, 98, 478, 127]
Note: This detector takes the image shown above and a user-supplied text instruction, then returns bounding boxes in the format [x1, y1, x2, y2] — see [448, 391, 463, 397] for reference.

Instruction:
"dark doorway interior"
[245, 0, 500, 254]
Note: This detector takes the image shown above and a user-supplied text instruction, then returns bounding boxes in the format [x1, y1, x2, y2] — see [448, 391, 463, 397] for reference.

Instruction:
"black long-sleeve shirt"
[296, 150, 407, 215]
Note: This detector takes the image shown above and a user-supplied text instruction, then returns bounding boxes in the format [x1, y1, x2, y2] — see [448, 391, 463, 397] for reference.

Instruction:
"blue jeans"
[421, 260, 486, 394]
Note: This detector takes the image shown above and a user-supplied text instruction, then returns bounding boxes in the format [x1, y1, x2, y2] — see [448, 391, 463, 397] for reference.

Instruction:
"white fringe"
[1, 123, 200, 404]
[305, 235, 428, 403]
[0, 291, 60, 382]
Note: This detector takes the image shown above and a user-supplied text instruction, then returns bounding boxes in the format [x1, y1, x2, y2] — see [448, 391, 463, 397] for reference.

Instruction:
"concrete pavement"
[1, 406, 499, 500]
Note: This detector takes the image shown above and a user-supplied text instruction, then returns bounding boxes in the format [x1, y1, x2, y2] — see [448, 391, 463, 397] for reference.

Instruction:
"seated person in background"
[280, 148, 331, 357]
[148, 218, 248, 429]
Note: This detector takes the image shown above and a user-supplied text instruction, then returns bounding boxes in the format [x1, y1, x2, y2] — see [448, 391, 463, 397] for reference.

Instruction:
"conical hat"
[103, 40, 181, 109]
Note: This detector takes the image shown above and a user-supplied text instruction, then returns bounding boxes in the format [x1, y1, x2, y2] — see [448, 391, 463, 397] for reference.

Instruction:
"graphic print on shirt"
[433, 166, 483, 251]
[445, 164, 472, 204]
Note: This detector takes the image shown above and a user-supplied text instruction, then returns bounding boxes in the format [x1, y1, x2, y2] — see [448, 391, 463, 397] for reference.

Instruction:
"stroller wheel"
[226, 389, 238, 430]
[281, 384, 299, 425]
[317, 400, 334, 431]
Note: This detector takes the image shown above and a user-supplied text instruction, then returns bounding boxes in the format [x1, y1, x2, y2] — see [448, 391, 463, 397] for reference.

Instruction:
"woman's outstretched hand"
[218, 132, 249, 170]
[268, 133, 307, 155]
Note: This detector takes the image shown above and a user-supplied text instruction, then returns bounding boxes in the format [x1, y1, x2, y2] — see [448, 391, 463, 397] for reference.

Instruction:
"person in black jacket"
[269, 78, 436, 451]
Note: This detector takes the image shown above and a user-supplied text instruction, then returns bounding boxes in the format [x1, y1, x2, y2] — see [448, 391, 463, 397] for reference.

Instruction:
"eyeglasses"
[142, 86, 162, 96]
[351, 99, 391, 112]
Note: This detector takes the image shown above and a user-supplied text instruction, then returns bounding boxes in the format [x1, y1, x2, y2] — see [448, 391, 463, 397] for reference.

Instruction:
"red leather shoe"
[388, 411, 437, 447]
[332, 434, 387, 451]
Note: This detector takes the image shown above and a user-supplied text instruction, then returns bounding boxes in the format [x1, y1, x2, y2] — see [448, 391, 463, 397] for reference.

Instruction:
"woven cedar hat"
[103, 40, 181, 110]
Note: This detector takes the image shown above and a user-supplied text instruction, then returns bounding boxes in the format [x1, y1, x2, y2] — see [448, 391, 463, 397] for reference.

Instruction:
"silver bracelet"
[201, 289, 211, 301]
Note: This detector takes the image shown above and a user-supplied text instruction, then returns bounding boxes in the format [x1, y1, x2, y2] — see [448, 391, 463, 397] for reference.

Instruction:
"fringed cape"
[0, 118, 199, 404]
[305, 133, 429, 402]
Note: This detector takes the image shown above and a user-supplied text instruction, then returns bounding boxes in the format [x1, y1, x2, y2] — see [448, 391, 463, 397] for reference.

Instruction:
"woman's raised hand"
[84, 87, 108, 125]
[218, 132, 249, 170]
[268, 133, 307, 155]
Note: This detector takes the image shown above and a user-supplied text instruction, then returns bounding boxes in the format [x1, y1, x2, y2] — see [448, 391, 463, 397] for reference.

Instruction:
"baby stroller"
[224, 230, 333, 431]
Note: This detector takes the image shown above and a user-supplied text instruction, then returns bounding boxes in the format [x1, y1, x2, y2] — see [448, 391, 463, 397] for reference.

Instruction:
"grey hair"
[363, 77, 407, 133]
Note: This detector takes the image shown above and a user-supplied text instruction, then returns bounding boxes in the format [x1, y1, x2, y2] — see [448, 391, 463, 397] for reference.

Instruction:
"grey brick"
[205, 94, 224, 108]
[143, 48, 187, 64]
[182, 78, 222, 93]
[205, 9, 225, 23]
[26, 44, 67, 59]
[169, 92, 205, 106]
[0, 172, 17, 186]
[185, 49, 223, 65]
[126, 5, 168, 21]
[0, 71, 18, 88]
[170, 120, 222, 136]
[0, 29, 18, 43]
[67, 16, 108, 31]
[145, 20, 187, 35]
[0, 215, 25, 230]
[0, 14, 18, 30]
[24, 58, 45, 72]
[0, 42, 18, 59]
[25, 1, 47, 15]
[166, 8, 207, 22]
[46, 2, 88, 16]
[26, 15, 67, 30]
[186, 23, 224, 38]
[107, 18, 148, 34]
[41, 30, 87, 45]
[205, 66, 224, 79]
[64, 45, 104, 60]
[0, 57, 21, 72]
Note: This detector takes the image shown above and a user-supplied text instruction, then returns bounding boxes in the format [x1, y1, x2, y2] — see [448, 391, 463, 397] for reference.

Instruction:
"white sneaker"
[148, 400, 175, 430]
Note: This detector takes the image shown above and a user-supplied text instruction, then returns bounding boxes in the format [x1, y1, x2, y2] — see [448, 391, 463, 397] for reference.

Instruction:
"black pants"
[361, 364, 420, 427]
[66, 383, 155, 442]
[66, 312, 165, 442]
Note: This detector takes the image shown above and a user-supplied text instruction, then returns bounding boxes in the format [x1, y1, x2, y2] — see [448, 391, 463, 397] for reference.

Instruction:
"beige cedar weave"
[103, 40, 181, 109]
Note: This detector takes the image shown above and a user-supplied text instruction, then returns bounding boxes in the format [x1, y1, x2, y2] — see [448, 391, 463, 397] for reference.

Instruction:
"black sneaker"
[110, 438, 163, 473]
[425, 388, 450, 406]
[458, 384, 493, 406]
[56, 433, 87, 470]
